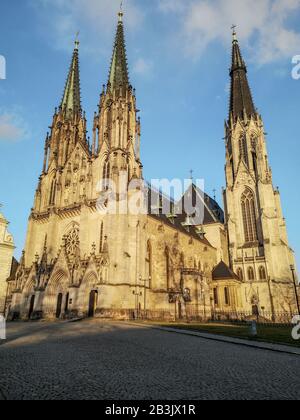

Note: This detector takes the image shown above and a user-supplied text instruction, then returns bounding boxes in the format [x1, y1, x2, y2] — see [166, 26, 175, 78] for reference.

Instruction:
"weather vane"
[119, 0, 124, 21]
[231, 24, 237, 41]
[190, 170, 194, 182]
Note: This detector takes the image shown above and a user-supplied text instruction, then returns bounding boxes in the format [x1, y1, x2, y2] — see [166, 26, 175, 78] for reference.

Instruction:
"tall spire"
[61, 38, 82, 118]
[229, 27, 256, 121]
[108, 8, 130, 90]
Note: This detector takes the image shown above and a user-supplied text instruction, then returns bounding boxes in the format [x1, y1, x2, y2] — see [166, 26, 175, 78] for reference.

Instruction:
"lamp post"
[139, 275, 151, 319]
[291, 265, 300, 316]
[133, 288, 142, 319]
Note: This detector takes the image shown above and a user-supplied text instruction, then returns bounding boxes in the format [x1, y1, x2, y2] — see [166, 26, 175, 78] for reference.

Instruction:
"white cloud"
[159, 0, 300, 65]
[0, 113, 28, 143]
[31, 0, 144, 55]
[158, 0, 187, 13]
[133, 58, 153, 76]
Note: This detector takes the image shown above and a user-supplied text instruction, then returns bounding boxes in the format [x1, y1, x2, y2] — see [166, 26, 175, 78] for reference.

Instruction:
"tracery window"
[65, 227, 80, 256]
[241, 188, 258, 243]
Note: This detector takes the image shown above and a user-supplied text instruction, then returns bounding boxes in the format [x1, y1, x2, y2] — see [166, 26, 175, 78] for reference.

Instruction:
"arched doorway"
[56, 293, 63, 319]
[252, 305, 259, 317]
[44, 270, 69, 319]
[28, 295, 35, 320]
[88, 290, 98, 318]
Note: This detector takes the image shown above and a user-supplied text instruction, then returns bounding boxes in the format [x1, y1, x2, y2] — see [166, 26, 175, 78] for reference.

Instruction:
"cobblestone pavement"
[0, 320, 299, 400]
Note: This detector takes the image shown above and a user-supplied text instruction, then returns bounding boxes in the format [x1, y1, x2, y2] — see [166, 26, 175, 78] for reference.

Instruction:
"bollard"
[250, 320, 257, 337]
[0, 315, 6, 340]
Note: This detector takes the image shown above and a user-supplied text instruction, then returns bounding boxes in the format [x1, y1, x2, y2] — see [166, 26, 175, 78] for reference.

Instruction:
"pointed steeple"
[61, 38, 82, 118]
[229, 27, 256, 121]
[108, 9, 130, 91]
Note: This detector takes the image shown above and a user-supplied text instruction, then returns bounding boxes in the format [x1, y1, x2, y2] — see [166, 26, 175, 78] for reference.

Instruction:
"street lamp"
[290, 265, 300, 315]
[132, 289, 142, 319]
[139, 275, 151, 319]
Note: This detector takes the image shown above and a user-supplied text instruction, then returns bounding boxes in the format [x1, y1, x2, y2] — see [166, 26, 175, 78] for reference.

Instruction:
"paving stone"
[0, 320, 299, 400]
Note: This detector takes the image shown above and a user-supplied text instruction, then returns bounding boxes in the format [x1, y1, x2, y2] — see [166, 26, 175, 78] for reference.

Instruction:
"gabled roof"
[212, 261, 240, 281]
[144, 183, 219, 248]
[178, 184, 224, 225]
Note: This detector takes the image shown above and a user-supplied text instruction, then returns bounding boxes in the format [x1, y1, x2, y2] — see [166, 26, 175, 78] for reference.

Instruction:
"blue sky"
[0, 0, 299, 270]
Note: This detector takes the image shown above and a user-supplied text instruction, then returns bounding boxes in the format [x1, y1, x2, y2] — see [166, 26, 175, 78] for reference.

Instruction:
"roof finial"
[75, 31, 80, 49]
[190, 169, 194, 183]
[119, 1, 124, 22]
[231, 24, 237, 42]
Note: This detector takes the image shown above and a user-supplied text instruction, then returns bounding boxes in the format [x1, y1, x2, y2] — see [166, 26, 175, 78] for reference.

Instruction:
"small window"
[259, 266, 266, 280]
[237, 268, 244, 281]
[224, 287, 230, 306]
[248, 267, 255, 281]
[213, 288, 219, 306]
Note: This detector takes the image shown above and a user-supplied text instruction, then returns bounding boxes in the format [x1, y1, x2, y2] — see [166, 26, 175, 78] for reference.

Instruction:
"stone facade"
[7, 16, 298, 322]
[0, 210, 15, 314]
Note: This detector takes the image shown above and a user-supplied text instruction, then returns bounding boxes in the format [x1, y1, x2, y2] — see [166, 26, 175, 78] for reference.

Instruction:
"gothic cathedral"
[6, 14, 298, 321]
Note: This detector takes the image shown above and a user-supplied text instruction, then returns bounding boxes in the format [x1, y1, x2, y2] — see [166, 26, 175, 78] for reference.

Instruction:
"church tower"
[26, 40, 94, 263]
[224, 28, 297, 315]
[92, 9, 143, 188]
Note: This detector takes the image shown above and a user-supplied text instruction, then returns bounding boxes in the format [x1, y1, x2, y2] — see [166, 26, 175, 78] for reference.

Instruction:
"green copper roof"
[229, 31, 256, 120]
[108, 13, 129, 90]
[61, 42, 82, 117]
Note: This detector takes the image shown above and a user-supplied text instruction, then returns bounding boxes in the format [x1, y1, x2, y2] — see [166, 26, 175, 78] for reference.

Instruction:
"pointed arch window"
[49, 179, 56, 206]
[237, 267, 244, 281]
[251, 135, 258, 177]
[259, 266, 267, 281]
[239, 133, 249, 166]
[102, 158, 111, 189]
[224, 287, 230, 306]
[241, 188, 258, 243]
[248, 267, 255, 282]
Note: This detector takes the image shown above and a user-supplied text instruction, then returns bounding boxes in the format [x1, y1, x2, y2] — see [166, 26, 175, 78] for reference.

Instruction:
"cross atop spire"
[231, 24, 237, 42]
[61, 39, 82, 118]
[119, 1, 124, 22]
[75, 31, 80, 50]
[108, 7, 130, 91]
[229, 26, 256, 121]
